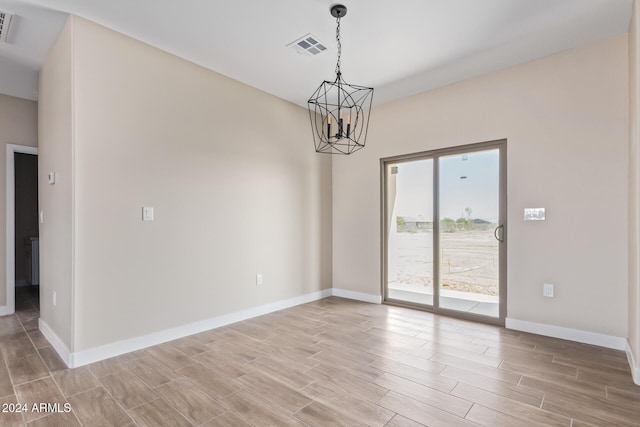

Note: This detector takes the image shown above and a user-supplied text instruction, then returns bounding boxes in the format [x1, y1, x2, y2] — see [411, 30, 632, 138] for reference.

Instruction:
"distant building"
[397, 216, 433, 231]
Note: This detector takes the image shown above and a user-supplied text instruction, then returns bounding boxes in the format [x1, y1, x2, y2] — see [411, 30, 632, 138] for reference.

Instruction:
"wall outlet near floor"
[543, 283, 554, 298]
[53, 291, 57, 306]
[256, 274, 263, 286]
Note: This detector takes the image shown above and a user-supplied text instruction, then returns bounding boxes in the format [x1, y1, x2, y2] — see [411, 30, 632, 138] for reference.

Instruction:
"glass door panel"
[386, 159, 434, 306]
[438, 149, 500, 317]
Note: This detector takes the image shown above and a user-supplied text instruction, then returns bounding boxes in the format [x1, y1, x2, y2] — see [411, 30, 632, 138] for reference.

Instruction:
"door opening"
[2, 144, 38, 316]
[14, 152, 39, 311]
[381, 140, 507, 325]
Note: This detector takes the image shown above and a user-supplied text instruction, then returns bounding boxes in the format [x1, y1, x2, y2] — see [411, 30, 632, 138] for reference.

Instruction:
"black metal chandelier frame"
[308, 4, 374, 155]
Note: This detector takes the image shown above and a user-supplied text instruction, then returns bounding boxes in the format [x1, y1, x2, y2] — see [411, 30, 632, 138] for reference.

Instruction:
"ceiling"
[0, 0, 633, 106]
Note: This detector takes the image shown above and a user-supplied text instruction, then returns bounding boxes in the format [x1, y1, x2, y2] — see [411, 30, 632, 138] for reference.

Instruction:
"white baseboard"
[65, 288, 333, 368]
[40, 287, 406, 369]
[626, 340, 640, 386]
[332, 288, 382, 304]
[39, 319, 72, 367]
[0, 304, 13, 316]
[42, 289, 636, 379]
[505, 318, 627, 351]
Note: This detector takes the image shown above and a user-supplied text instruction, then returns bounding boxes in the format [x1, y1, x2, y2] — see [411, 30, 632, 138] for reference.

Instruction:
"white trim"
[2, 144, 38, 316]
[57, 289, 333, 368]
[39, 318, 72, 367]
[626, 339, 640, 386]
[69, 14, 77, 355]
[505, 318, 627, 350]
[332, 288, 382, 304]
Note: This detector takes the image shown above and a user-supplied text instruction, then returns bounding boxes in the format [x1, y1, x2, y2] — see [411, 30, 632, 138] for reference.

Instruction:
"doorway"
[3, 144, 38, 316]
[14, 152, 39, 310]
[381, 140, 507, 324]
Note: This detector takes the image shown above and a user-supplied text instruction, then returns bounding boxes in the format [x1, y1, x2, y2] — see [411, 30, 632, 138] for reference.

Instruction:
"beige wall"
[37, 13, 632, 359]
[41, 16, 332, 352]
[333, 35, 629, 337]
[0, 95, 38, 307]
[629, 0, 640, 378]
[38, 18, 74, 348]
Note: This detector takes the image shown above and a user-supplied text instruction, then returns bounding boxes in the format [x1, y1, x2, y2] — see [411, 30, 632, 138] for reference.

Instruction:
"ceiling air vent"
[0, 11, 13, 43]
[287, 33, 327, 56]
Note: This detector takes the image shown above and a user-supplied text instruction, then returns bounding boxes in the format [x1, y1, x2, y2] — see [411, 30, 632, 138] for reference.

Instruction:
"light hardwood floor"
[1, 294, 639, 426]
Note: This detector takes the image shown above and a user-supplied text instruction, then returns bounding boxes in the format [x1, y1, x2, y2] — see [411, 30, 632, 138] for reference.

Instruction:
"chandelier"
[308, 4, 374, 155]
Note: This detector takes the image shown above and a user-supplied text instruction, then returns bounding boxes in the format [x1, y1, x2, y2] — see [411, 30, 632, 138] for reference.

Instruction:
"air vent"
[0, 11, 13, 43]
[287, 33, 327, 56]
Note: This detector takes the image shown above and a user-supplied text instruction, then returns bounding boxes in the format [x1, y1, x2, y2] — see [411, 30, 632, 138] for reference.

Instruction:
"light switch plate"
[39, 211, 44, 224]
[524, 208, 545, 221]
[256, 274, 263, 285]
[543, 283, 554, 298]
[48, 172, 56, 185]
[142, 207, 154, 221]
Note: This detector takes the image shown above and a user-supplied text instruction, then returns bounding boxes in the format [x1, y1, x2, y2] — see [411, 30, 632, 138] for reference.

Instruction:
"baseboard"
[0, 304, 13, 316]
[68, 288, 333, 368]
[505, 318, 627, 351]
[332, 288, 382, 304]
[43, 287, 383, 369]
[626, 340, 640, 386]
[38, 319, 72, 367]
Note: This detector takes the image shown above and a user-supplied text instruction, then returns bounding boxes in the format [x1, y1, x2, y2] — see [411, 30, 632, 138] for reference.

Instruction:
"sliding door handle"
[494, 224, 504, 243]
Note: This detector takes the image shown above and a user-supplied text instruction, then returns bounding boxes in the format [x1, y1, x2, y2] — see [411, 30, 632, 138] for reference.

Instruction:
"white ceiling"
[0, 0, 633, 106]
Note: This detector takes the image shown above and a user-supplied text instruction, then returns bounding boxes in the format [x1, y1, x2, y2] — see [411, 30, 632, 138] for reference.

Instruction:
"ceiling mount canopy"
[330, 4, 347, 18]
[308, 4, 374, 155]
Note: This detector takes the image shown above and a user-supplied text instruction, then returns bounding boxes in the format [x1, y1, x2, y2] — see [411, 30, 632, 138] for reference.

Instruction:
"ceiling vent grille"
[0, 11, 13, 43]
[287, 34, 327, 56]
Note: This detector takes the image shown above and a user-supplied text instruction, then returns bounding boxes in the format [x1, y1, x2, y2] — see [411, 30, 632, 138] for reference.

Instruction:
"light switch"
[39, 210, 44, 224]
[543, 283, 554, 298]
[524, 208, 545, 221]
[142, 207, 154, 221]
[48, 172, 56, 185]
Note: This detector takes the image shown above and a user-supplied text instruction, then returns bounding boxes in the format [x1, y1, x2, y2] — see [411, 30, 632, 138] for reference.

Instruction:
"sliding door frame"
[380, 139, 507, 325]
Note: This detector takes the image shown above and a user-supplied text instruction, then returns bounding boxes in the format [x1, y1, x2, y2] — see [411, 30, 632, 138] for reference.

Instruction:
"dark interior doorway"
[14, 153, 39, 308]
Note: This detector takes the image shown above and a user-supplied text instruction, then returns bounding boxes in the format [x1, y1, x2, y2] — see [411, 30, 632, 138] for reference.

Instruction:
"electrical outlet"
[142, 207, 154, 221]
[256, 274, 263, 285]
[53, 291, 57, 306]
[543, 283, 554, 298]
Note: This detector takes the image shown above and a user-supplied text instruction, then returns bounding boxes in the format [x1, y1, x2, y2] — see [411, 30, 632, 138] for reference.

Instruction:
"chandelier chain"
[335, 16, 341, 75]
[307, 4, 374, 155]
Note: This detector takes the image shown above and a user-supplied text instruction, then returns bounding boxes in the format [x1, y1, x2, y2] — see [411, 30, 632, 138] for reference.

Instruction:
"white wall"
[38, 18, 74, 348]
[39, 16, 332, 354]
[0, 61, 38, 102]
[628, 0, 640, 382]
[0, 95, 38, 309]
[333, 34, 629, 338]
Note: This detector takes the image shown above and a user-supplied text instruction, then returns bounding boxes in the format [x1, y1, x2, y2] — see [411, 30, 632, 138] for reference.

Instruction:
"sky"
[392, 149, 499, 222]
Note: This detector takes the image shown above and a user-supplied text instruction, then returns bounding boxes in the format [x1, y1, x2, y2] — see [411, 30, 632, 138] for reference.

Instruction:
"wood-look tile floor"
[2, 293, 640, 426]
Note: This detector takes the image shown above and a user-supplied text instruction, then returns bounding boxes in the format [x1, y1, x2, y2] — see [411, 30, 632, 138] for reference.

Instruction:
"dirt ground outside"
[389, 229, 499, 296]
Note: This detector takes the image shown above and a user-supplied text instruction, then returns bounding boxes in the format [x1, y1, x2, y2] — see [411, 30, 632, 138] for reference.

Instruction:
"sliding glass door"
[385, 159, 434, 305]
[382, 141, 506, 324]
[438, 149, 501, 318]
